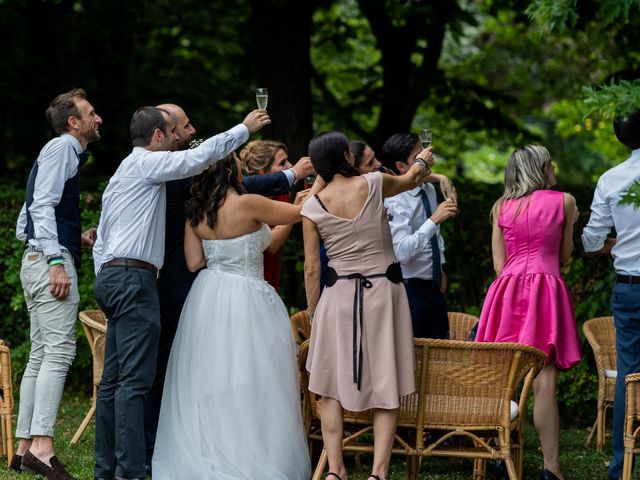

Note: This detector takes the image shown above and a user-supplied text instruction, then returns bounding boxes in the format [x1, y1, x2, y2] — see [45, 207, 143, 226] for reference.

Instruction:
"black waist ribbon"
[326, 262, 403, 390]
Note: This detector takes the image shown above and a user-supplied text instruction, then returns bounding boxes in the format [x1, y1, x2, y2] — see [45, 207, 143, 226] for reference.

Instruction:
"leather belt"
[617, 275, 640, 285]
[102, 258, 158, 277]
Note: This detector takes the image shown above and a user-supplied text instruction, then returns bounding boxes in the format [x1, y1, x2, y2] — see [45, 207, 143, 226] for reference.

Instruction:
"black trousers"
[94, 266, 160, 479]
[403, 278, 449, 339]
[144, 302, 183, 467]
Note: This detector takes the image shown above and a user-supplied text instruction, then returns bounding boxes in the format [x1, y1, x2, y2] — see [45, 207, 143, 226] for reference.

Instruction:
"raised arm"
[265, 190, 310, 253]
[302, 217, 322, 317]
[184, 223, 206, 272]
[244, 194, 303, 226]
[382, 162, 427, 198]
[559, 193, 577, 264]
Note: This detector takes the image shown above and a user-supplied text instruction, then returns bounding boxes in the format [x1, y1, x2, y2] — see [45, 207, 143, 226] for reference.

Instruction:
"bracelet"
[288, 168, 299, 184]
[414, 158, 429, 173]
[48, 258, 65, 268]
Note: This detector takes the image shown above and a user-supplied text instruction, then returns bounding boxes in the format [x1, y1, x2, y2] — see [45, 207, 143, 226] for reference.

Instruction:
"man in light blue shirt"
[582, 108, 640, 480]
[381, 133, 457, 339]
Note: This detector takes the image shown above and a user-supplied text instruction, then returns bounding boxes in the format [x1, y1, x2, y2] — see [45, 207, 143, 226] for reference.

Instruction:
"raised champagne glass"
[256, 88, 268, 110]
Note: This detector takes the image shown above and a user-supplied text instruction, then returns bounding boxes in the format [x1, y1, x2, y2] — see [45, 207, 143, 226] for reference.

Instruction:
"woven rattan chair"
[300, 338, 546, 480]
[0, 340, 14, 466]
[623, 372, 640, 480]
[447, 312, 479, 341]
[290, 310, 311, 346]
[70, 310, 107, 445]
[583, 316, 616, 453]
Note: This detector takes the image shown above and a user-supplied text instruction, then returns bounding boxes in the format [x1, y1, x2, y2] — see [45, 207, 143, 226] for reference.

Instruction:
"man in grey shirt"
[13, 88, 100, 479]
[92, 105, 269, 480]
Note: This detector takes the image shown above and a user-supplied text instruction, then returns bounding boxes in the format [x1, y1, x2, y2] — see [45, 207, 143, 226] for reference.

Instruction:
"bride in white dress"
[152, 153, 311, 479]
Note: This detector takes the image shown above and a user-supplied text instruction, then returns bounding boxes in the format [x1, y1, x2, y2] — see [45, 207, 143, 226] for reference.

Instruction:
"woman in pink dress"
[476, 145, 582, 480]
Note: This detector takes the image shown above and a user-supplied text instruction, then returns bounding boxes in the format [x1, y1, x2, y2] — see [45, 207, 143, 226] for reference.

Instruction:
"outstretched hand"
[292, 156, 315, 179]
[242, 109, 271, 134]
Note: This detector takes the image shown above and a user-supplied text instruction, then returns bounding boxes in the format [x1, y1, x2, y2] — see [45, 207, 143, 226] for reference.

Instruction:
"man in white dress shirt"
[92, 105, 269, 480]
[12, 88, 101, 479]
[582, 109, 640, 480]
[382, 133, 457, 339]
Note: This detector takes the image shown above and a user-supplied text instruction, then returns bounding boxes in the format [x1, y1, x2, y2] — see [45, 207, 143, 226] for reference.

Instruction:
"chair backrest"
[583, 316, 616, 374]
[290, 310, 311, 345]
[447, 312, 479, 341]
[298, 338, 546, 436]
[0, 339, 14, 458]
[398, 339, 546, 433]
[78, 310, 107, 386]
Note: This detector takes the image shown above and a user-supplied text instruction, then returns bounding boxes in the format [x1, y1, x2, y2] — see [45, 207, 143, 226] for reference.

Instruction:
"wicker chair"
[290, 310, 311, 346]
[583, 316, 616, 453]
[623, 372, 640, 480]
[300, 338, 546, 480]
[0, 340, 14, 466]
[447, 312, 479, 341]
[70, 310, 107, 445]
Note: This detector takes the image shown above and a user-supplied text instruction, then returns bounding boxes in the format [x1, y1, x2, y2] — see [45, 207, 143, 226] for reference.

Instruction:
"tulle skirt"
[152, 270, 311, 479]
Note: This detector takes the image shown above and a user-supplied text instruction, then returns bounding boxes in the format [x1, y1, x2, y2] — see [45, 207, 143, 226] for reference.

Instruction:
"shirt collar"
[629, 148, 640, 162]
[409, 184, 425, 197]
[60, 133, 84, 156]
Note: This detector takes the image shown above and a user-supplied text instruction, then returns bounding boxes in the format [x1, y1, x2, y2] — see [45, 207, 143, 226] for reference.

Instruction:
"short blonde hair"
[239, 140, 287, 174]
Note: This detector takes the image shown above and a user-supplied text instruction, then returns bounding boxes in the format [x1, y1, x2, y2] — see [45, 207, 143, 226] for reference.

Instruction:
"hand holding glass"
[256, 88, 268, 110]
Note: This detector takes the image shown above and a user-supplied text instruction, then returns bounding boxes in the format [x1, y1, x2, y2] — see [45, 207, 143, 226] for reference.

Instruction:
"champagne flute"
[304, 174, 317, 189]
[420, 128, 432, 148]
[256, 88, 268, 110]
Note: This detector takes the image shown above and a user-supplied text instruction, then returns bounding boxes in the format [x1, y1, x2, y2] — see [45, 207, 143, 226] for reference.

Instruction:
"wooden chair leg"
[473, 458, 487, 479]
[3, 414, 14, 466]
[505, 457, 518, 480]
[406, 455, 420, 480]
[622, 451, 633, 480]
[70, 404, 95, 445]
[70, 385, 98, 445]
[597, 405, 605, 453]
[585, 416, 597, 447]
[311, 448, 328, 480]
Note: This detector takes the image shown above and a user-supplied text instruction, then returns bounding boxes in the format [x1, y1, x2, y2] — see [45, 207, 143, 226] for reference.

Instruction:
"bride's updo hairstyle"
[186, 153, 246, 229]
[308, 131, 360, 183]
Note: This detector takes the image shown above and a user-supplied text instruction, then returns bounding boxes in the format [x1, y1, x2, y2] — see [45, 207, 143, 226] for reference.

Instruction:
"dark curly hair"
[614, 108, 640, 150]
[186, 153, 246, 229]
[308, 131, 360, 182]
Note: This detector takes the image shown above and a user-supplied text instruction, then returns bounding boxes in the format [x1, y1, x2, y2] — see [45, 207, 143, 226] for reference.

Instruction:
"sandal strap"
[326, 473, 343, 480]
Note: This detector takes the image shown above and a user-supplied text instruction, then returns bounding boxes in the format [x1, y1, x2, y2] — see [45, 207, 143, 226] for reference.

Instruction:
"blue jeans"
[610, 282, 640, 478]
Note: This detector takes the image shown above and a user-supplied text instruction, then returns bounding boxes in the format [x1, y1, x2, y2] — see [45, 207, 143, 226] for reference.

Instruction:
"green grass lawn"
[0, 394, 618, 479]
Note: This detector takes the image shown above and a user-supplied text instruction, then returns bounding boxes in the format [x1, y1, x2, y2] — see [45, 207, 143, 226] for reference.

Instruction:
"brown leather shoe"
[9, 453, 22, 472]
[20, 451, 78, 480]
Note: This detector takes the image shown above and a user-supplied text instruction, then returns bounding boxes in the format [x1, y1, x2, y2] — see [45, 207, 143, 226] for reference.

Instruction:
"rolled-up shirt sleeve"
[140, 124, 249, 183]
[28, 142, 77, 256]
[388, 202, 438, 263]
[582, 180, 614, 252]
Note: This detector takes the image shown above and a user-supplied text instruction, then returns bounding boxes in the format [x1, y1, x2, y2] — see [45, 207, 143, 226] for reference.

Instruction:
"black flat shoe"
[326, 474, 343, 480]
[9, 454, 22, 472]
[540, 468, 562, 480]
[369, 476, 382, 480]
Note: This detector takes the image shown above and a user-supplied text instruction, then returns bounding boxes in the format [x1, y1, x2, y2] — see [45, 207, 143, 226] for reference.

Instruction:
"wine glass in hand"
[420, 128, 432, 148]
[256, 88, 268, 110]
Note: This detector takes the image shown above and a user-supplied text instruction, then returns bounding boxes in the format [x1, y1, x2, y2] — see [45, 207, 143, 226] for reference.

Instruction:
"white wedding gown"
[152, 225, 311, 479]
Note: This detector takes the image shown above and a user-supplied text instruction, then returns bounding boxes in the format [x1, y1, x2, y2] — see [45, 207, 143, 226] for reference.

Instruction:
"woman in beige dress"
[302, 131, 431, 480]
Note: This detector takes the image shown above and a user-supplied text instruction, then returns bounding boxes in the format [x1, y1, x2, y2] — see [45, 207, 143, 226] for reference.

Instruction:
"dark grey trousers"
[94, 266, 160, 479]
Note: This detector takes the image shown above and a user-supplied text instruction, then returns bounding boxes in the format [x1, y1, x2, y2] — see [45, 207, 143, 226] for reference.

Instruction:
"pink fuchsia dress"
[475, 189, 582, 370]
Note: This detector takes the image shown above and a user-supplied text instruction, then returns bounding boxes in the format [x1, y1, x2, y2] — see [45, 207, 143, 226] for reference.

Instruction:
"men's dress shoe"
[9, 453, 22, 472]
[540, 468, 562, 480]
[21, 451, 79, 479]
